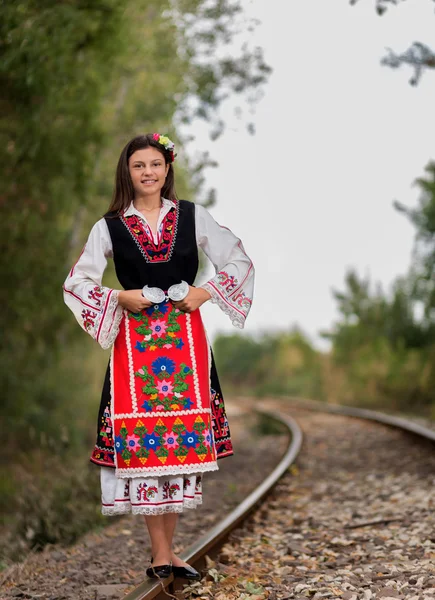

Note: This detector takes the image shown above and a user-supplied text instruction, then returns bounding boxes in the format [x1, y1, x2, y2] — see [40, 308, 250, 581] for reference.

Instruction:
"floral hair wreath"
[152, 133, 176, 163]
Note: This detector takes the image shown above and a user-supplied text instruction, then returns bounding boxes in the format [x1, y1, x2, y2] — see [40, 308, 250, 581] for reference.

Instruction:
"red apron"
[111, 302, 218, 478]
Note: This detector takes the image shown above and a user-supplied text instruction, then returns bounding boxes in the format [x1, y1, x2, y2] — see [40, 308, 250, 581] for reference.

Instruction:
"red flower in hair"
[152, 133, 176, 162]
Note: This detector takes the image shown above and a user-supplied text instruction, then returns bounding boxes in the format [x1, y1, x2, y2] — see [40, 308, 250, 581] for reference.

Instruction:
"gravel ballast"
[186, 403, 435, 600]
[0, 407, 288, 600]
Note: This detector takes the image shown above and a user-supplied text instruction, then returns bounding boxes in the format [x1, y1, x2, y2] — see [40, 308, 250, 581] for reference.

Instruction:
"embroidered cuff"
[98, 290, 124, 349]
[81, 287, 123, 349]
[200, 280, 250, 329]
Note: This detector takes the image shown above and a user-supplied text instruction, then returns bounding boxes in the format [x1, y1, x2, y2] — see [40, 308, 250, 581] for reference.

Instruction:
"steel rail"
[276, 396, 435, 443]
[122, 397, 433, 600]
[123, 408, 303, 600]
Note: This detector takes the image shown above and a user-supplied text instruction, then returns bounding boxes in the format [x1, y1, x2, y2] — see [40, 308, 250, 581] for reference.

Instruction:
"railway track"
[123, 407, 303, 600]
[123, 401, 435, 600]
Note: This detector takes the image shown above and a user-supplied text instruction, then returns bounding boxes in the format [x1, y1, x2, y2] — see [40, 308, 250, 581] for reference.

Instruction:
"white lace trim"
[102, 504, 132, 516]
[113, 408, 211, 419]
[132, 505, 184, 515]
[99, 290, 124, 349]
[182, 497, 203, 510]
[101, 496, 202, 516]
[201, 283, 245, 329]
[115, 461, 218, 479]
[102, 498, 202, 516]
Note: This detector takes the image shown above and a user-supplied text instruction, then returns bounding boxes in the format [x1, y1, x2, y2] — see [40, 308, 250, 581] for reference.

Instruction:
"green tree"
[214, 327, 324, 400]
[0, 0, 270, 451]
[323, 161, 435, 413]
[395, 161, 435, 319]
[0, 0, 271, 559]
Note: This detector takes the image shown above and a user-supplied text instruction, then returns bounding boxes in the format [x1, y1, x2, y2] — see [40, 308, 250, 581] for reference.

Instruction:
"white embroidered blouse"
[63, 199, 254, 349]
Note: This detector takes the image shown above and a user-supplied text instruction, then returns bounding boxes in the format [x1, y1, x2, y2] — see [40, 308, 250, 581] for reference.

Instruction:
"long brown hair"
[106, 134, 178, 215]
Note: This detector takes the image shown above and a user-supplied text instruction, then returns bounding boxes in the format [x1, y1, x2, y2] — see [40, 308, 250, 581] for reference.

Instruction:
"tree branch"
[350, 0, 434, 17]
[382, 42, 435, 85]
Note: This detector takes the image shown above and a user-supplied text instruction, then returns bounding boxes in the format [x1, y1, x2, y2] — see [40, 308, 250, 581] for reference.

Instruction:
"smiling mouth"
[142, 180, 157, 185]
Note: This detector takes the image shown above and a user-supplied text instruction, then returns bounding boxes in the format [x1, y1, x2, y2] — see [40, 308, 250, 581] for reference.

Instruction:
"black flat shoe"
[146, 564, 172, 579]
[172, 564, 201, 580]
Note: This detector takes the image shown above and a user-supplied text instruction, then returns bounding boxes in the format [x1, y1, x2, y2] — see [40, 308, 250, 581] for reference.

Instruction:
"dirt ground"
[0, 404, 288, 600]
[187, 403, 435, 600]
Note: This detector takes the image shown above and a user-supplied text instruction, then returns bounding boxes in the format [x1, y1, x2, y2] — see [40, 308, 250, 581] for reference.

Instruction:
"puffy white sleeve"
[195, 204, 254, 329]
[63, 218, 123, 349]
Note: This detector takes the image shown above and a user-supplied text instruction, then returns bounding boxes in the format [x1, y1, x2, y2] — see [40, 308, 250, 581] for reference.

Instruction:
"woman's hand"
[173, 286, 211, 313]
[118, 289, 153, 313]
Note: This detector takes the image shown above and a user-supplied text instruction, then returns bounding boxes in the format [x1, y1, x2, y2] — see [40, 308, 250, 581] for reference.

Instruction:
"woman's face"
[128, 147, 169, 199]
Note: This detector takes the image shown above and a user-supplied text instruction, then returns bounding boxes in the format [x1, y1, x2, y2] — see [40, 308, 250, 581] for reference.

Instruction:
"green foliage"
[215, 160, 435, 419]
[171, 0, 271, 137]
[395, 161, 435, 318]
[323, 270, 433, 356]
[0, 0, 270, 458]
[322, 162, 435, 414]
[0, 455, 107, 565]
[322, 277, 433, 410]
[214, 328, 325, 400]
[0, 0, 270, 561]
[213, 333, 265, 386]
[1, 0, 129, 448]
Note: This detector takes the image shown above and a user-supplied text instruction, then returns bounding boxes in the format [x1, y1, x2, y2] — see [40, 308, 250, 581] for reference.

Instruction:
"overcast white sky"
[189, 0, 435, 349]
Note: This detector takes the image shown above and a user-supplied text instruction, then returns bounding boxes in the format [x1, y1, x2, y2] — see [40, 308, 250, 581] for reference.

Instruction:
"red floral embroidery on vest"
[121, 205, 179, 263]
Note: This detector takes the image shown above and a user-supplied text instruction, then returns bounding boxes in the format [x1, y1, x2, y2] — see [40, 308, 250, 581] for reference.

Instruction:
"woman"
[63, 133, 254, 580]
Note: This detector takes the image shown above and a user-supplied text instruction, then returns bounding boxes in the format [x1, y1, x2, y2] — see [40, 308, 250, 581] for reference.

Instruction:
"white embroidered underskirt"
[100, 466, 203, 516]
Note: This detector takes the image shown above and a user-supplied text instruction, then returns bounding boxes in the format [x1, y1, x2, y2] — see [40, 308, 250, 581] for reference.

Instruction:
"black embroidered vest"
[105, 200, 198, 290]
[91, 199, 234, 468]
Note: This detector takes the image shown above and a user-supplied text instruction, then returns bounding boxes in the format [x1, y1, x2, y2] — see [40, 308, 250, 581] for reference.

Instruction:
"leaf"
[135, 325, 150, 335]
[174, 382, 189, 392]
[143, 384, 158, 394]
[244, 581, 264, 595]
[205, 555, 216, 569]
[207, 568, 222, 582]
[130, 313, 143, 322]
